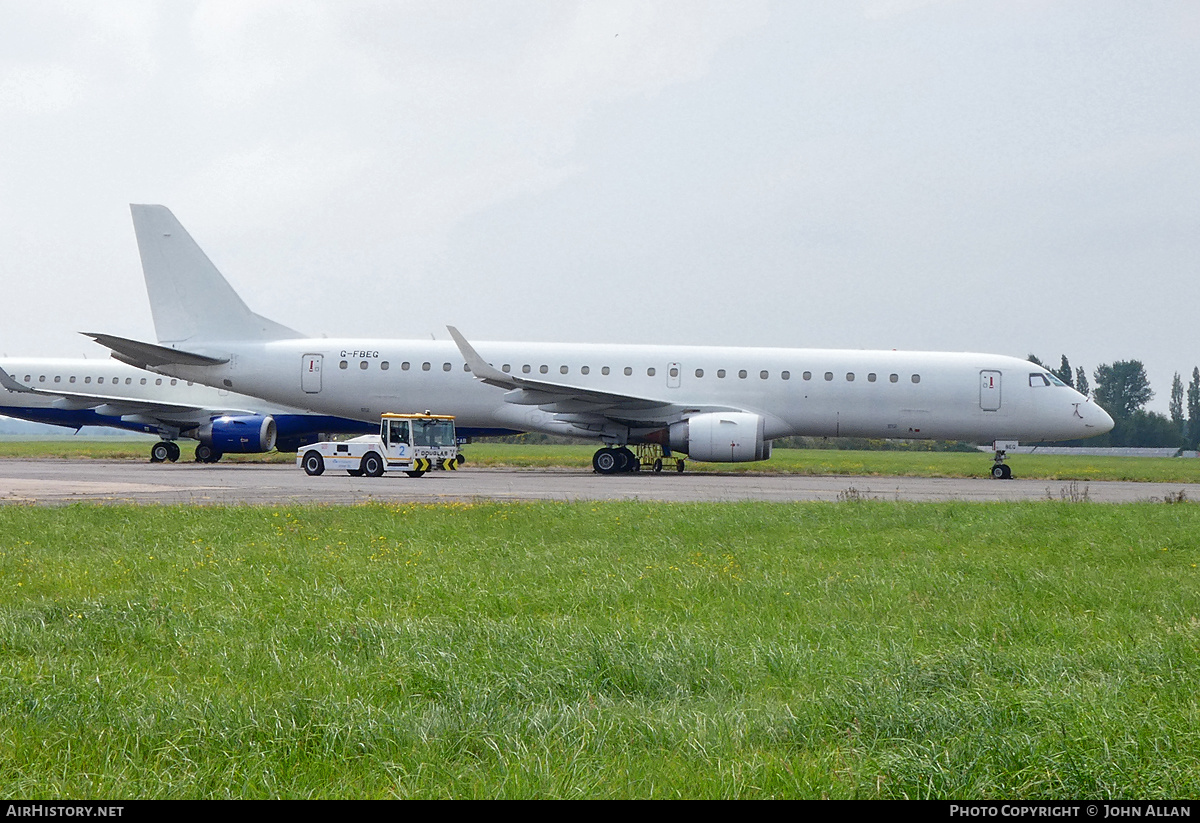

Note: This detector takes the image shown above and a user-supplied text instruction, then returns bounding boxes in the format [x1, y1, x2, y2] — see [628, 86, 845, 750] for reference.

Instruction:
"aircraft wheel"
[619, 447, 637, 472]
[195, 444, 215, 463]
[302, 451, 325, 476]
[361, 452, 385, 478]
[150, 442, 171, 463]
[405, 470, 426, 478]
[166, 442, 180, 462]
[991, 464, 1011, 480]
[593, 448, 624, 475]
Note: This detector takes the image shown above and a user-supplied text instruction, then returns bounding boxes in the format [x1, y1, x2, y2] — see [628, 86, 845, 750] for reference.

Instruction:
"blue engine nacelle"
[196, 415, 278, 454]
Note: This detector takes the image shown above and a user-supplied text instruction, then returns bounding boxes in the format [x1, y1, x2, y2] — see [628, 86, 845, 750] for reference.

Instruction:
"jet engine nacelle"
[669, 412, 771, 462]
[196, 414, 278, 453]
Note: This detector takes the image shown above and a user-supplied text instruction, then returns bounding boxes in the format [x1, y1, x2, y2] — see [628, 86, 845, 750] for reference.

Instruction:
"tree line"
[1028, 354, 1199, 449]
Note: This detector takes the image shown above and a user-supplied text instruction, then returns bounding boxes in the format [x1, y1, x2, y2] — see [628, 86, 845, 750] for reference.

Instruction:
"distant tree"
[1188, 368, 1200, 450]
[1027, 354, 1045, 367]
[1170, 372, 1185, 428]
[1093, 360, 1154, 420]
[1053, 355, 1074, 389]
[1075, 367, 1090, 398]
[1109, 410, 1185, 448]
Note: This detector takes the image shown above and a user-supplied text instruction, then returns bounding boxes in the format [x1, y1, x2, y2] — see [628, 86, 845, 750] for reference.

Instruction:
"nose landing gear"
[991, 449, 1013, 480]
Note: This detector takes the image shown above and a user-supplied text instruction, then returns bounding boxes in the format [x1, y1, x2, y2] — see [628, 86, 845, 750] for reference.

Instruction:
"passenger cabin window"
[717, 369, 726, 378]
[561, 366, 569, 374]
[760, 370, 768, 380]
[581, 366, 590, 375]
[803, 371, 811, 380]
[540, 365, 548, 374]
[695, 368, 704, 378]
[340, 361, 348, 369]
[846, 373, 854, 382]
[360, 361, 368, 370]
[781, 371, 790, 380]
[624, 367, 632, 376]
[911, 375, 921, 384]
[867, 373, 876, 382]
[889, 374, 899, 383]
[738, 370, 747, 379]
[824, 372, 833, 381]
[422, 362, 431, 371]
[443, 363, 452, 372]
[647, 367, 656, 377]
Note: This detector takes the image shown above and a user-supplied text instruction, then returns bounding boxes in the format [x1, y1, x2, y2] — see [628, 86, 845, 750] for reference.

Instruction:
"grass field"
[2, 500, 1198, 798]
[4, 438, 1200, 483]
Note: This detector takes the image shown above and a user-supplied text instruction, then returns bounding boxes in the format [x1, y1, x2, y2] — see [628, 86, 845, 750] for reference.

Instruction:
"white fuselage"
[144, 339, 1113, 445]
[0, 357, 371, 443]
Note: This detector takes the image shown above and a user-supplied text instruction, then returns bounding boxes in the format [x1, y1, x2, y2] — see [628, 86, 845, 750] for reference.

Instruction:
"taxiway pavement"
[0, 460, 1194, 506]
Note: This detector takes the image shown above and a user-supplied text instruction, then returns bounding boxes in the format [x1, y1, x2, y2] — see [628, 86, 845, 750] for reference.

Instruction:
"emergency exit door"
[302, 354, 323, 393]
[980, 370, 1001, 411]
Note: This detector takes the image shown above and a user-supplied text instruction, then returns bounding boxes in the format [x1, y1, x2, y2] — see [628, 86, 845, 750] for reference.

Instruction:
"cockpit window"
[1046, 373, 1067, 387]
[1029, 373, 1051, 387]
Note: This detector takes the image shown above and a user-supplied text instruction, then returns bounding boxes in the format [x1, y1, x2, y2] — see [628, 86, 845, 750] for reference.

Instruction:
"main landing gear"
[991, 449, 1013, 480]
[194, 444, 224, 463]
[592, 445, 686, 475]
[150, 440, 181, 463]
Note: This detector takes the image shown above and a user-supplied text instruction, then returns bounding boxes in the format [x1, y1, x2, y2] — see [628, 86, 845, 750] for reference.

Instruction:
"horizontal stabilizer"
[0, 365, 35, 394]
[82, 332, 229, 369]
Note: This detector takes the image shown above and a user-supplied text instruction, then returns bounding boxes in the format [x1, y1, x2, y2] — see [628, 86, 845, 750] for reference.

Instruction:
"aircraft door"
[302, 354, 323, 394]
[980, 370, 1001, 411]
[667, 362, 681, 389]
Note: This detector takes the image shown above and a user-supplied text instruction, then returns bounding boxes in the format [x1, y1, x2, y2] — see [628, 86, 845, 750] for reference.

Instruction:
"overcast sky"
[1, 1, 1197, 412]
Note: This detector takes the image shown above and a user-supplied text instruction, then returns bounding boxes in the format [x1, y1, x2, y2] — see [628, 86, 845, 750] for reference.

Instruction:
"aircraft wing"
[0, 364, 253, 419]
[447, 326, 741, 424]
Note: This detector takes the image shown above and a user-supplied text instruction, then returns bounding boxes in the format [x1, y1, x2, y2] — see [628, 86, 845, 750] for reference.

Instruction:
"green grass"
[2, 501, 1199, 798]
[461, 444, 1200, 483]
[6, 439, 1200, 482]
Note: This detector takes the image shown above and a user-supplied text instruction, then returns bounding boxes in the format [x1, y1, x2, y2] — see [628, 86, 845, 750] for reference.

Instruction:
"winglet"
[446, 326, 516, 388]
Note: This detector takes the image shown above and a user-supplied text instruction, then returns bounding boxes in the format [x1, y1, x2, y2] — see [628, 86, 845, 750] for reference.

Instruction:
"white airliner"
[87, 205, 1114, 478]
[0, 357, 373, 462]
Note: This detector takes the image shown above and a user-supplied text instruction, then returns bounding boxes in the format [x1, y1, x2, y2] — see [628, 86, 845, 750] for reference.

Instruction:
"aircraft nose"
[1081, 399, 1114, 435]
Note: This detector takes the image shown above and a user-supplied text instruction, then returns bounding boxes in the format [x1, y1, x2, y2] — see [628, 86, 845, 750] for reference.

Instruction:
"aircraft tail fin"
[130, 204, 303, 345]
